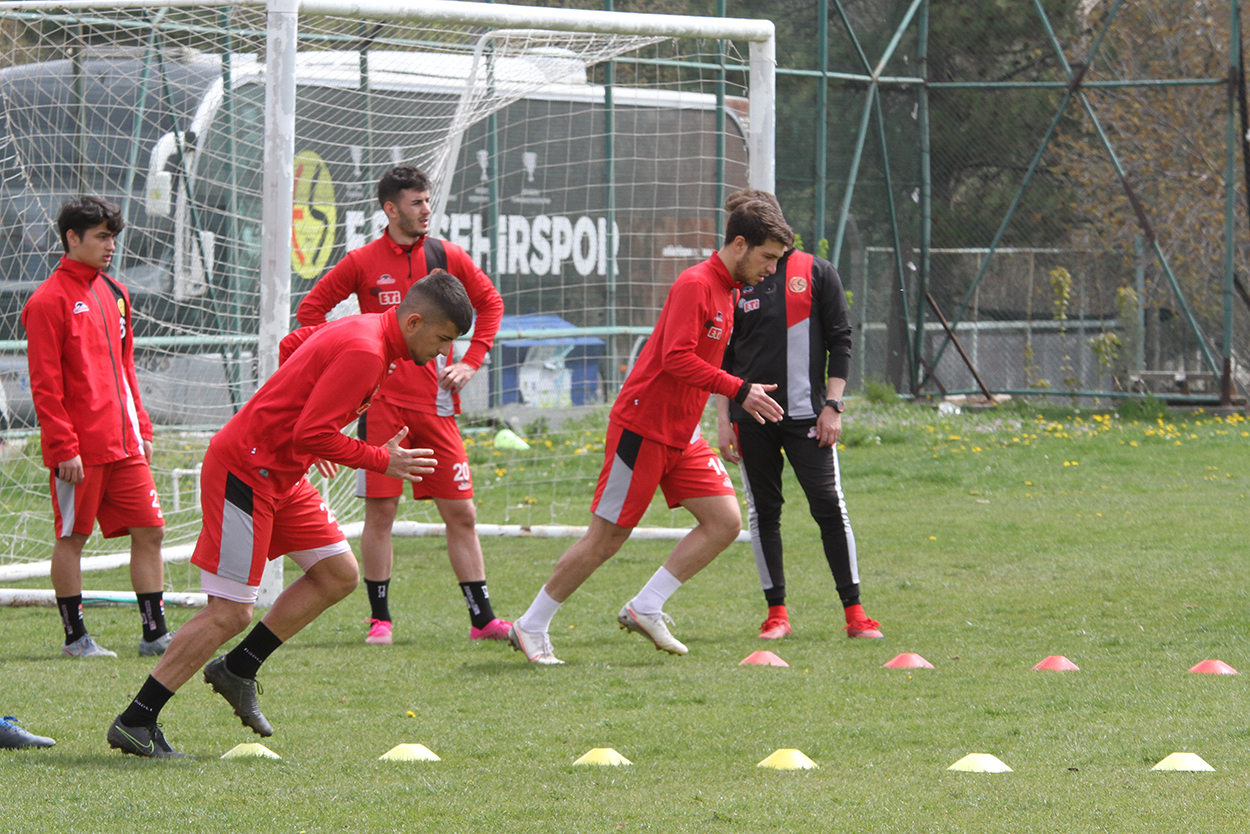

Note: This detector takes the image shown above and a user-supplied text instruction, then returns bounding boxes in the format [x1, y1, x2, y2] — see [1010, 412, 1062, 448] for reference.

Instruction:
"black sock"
[763, 586, 786, 608]
[224, 622, 283, 681]
[365, 579, 391, 622]
[136, 592, 168, 642]
[837, 583, 862, 609]
[459, 581, 496, 629]
[57, 595, 86, 643]
[119, 676, 175, 726]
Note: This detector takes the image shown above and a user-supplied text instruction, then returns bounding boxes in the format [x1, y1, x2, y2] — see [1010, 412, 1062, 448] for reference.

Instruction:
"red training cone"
[1189, 659, 1238, 675]
[1033, 655, 1080, 671]
[740, 650, 789, 667]
[883, 652, 934, 669]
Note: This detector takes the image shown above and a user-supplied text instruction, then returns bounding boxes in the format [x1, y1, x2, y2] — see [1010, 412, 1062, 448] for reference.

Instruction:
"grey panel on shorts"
[55, 478, 76, 539]
[593, 454, 633, 525]
[216, 493, 257, 585]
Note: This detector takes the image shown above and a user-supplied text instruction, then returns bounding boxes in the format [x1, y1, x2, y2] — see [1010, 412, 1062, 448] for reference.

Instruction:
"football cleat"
[844, 616, 884, 639]
[203, 656, 274, 736]
[138, 631, 175, 657]
[617, 604, 688, 655]
[507, 623, 564, 665]
[62, 634, 116, 658]
[365, 619, 393, 645]
[758, 617, 792, 640]
[470, 618, 512, 641]
[0, 716, 55, 749]
[107, 716, 189, 758]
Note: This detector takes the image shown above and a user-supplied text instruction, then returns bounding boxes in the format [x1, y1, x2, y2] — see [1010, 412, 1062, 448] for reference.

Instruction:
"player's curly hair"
[57, 196, 124, 252]
[724, 198, 793, 250]
[378, 166, 432, 208]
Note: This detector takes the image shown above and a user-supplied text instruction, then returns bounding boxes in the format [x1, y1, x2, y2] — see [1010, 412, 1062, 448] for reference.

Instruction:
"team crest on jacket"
[72, 301, 89, 314]
[788, 275, 809, 293]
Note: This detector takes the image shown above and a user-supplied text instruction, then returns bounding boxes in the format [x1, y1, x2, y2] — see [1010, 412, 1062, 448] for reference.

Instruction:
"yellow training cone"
[493, 429, 530, 451]
[573, 747, 631, 766]
[947, 753, 1012, 773]
[221, 742, 280, 759]
[1152, 752, 1214, 772]
[379, 743, 441, 762]
[757, 749, 819, 770]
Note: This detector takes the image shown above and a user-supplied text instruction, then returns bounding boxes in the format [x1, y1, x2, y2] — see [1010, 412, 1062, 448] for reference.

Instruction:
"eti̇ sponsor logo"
[378, 290, 402, 306]
[707, 326, 722, 341]
[72, 301, 89, 314]
[743, 299, 760, 312]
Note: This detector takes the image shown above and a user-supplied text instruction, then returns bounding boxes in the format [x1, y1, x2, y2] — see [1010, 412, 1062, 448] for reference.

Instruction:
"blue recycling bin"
[495, 313, 605, 406]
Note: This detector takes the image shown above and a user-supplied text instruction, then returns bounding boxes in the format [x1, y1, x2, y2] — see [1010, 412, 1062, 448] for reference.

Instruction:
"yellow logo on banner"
[291, 149, 337, 281]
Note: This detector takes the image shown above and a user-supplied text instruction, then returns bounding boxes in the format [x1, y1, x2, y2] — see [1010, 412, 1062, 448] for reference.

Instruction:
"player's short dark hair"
[399, 269, 473, 335]
[378, 166, 432, 208]
[57, 196, 124, 252]
[724, 198, 793, 249]
[724, 188, 781, 214]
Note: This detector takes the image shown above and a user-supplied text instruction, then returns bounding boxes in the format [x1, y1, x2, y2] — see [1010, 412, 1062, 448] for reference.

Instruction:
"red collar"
[707, 252, 742, 290]
[55, 255, 104, 286]
[383, 228, 424, 256]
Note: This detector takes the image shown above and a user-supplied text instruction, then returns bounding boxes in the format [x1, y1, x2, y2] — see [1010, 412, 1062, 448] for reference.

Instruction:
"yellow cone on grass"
[494, 428, 530, 451]
[1152, 752, 1214, 772]
[757, 749, 818, 770]
[947, 753, 1012, 773]
[573, 747, 631, 766]
[221, 742, 281, 759]
[379, 743, 441, 762]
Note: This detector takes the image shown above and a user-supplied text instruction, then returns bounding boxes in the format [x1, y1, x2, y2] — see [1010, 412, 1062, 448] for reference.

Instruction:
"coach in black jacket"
[716, 189, 883, 642]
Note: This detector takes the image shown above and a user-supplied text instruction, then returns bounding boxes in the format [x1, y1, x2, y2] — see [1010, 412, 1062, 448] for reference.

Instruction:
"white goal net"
[0, 0, 774, 584]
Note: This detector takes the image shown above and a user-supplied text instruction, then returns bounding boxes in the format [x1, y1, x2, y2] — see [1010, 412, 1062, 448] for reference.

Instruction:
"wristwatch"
[824, 398, 845, 413]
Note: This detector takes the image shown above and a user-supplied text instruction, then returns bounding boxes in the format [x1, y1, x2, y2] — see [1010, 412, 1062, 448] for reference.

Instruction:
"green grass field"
[2, 403, 1249, 833]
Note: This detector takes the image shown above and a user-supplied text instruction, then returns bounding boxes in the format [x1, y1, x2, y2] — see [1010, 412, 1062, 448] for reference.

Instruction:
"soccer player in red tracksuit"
[297, 166, 510, 646]
[508, 199, 793, 664]
[22, 197, 170, 659]
[107, 274, 474, 758]
[716, 190, 883, 642]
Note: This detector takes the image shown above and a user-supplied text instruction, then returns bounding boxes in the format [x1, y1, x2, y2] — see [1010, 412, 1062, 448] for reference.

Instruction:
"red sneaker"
[759, 617, 792, 640]
[844, 616, 884, 639]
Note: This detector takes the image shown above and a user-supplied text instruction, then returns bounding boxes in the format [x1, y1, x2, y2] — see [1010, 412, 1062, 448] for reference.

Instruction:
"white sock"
[630, 567, 683, 615]
[516, 587, 562, 633]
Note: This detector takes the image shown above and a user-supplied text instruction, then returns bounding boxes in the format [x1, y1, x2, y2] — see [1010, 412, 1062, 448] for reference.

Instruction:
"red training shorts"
[191, 444, 347, 586]
[50, 454, 164, 539]
[354, 397, 472, 500]
[590, 422, 735, 528]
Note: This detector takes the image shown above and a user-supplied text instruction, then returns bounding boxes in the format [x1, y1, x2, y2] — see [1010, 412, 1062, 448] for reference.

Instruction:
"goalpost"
[0, 0, 775, 602]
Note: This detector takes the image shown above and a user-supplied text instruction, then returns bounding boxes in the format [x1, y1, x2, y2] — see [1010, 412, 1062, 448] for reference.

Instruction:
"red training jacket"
[610, 253, 745, 448]
[296, 231, 502, 415]
[22, 255, 153, 467]
[210, 312, 409, 495]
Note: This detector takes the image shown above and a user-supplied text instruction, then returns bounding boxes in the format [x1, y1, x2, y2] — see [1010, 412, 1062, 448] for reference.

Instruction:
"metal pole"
[1222, 0, 1240, 404]
[256, 0, 299, 607]
[913, 0, 930, 393]
[603, 0, 618, 394]
[715, 0, 726, 225]
[748, 33, 776, 191]
[830, 83, 876, 266]
[815, 0, 828, 242]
